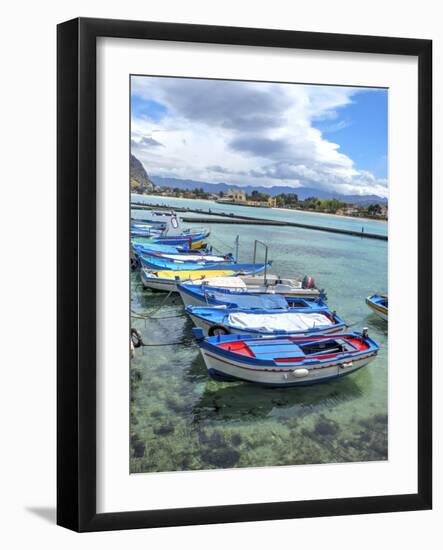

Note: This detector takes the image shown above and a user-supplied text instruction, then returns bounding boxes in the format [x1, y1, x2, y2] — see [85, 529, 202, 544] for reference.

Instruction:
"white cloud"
[131, 77, 387, 197]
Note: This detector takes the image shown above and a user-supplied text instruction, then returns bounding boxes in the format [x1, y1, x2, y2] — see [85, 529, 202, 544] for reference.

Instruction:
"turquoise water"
[130, 196, 388, 473]
[131, 193, 388, 236]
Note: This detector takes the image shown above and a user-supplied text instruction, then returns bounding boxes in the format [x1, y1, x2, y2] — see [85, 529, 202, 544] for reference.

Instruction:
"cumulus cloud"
[130, 76, 387, 197]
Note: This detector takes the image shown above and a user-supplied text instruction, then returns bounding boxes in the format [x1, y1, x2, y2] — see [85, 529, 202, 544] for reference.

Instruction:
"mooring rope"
[131, 289, 174, 320]
[131, 327, 203, 348]
[138, 339, 193, 347]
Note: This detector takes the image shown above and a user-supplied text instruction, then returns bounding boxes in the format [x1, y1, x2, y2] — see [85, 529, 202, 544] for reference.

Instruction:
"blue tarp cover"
[208, 291, 288, 309]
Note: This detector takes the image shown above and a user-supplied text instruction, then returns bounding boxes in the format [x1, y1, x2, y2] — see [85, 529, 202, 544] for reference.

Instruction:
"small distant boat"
[366, 294, 388, 321]
[177, 283, 328, 310]
[140, 268, 239, 292]
[186, 305, 345, 337]
[139, 255, 270, 273]
[192, 328, 379, 386]
[177, 274, 324, 304]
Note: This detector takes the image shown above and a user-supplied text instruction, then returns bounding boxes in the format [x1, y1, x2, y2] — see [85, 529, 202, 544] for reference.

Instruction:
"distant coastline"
[134, 194, 388, 224]
[273, 206, 388, 224]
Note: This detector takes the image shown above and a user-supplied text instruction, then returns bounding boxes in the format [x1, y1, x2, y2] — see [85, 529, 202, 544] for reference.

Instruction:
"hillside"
[130, 155, 157, 193]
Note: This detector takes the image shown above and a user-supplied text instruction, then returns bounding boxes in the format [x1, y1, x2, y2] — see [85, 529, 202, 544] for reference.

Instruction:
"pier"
[131, 202, 388, 241]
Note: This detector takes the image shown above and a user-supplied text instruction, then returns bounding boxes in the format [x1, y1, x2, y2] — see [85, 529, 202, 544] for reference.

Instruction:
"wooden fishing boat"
[176, 275, 324, 305]
[131, 222, 166, 231]
[139, 268, 238, 292]
[131, 241, 193, 255]
[139, 250, 233, 264]
[132, 231, 209, 249]
[186, 305, 345, 337]
[131, 231, 210, 249]
[192, 328, 379, 386]
[177, 284, 328, 310]
[366, 294, 388, 321]
[139, 254, 269, 273]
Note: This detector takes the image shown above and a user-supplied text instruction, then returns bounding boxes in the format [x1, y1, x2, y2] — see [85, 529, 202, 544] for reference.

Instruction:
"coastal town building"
[225, 189, 247, 202]
[216, 188, 276, 208]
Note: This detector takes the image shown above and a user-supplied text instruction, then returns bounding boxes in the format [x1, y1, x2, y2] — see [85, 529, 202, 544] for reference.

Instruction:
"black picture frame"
[57, 17, 432, 532]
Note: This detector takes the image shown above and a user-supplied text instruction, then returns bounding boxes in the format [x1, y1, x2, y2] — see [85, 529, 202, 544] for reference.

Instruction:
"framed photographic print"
[57, 18, 432, 532]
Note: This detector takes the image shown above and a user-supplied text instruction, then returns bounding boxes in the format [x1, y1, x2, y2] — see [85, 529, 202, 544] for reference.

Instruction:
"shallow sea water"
[130, 197, 388, 473]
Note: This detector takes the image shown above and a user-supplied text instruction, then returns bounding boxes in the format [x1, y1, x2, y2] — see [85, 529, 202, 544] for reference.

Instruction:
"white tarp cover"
[160, 253, 225, 262]
[227, 312, 333, 332]
[192, 277, 247, 288]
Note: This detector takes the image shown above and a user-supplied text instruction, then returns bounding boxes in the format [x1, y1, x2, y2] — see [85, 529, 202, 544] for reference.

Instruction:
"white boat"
[186, 306, 345, 337]
[139, 268, 238, 292]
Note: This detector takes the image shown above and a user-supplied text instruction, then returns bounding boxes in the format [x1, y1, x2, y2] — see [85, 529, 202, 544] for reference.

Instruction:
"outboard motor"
[302, 275, 316, 289]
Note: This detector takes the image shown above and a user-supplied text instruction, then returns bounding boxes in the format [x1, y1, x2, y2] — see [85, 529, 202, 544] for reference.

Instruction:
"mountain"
[130, 155, 157, 193]
[149, 175, 387, 205]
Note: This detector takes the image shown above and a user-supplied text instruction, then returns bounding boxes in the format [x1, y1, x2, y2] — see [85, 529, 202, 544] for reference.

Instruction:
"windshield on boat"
[299, 339, 355, 356]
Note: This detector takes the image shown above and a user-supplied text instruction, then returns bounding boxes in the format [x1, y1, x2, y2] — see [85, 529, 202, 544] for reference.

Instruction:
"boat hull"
[177, 283, 326, 309]
[200, 347, 375, 387]
[178, 288, 207, 307]
[140, 270, 237, 292]
[188, 311, 344, 337]
[178, 276, 323, 299]
[139, 256, 267, 274]
[141, 276, 179, 292]
[366, 296, 388, 321]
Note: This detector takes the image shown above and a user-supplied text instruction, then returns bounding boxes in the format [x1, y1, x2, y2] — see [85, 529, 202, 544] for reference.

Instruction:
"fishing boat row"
[131, 207, 381, 386]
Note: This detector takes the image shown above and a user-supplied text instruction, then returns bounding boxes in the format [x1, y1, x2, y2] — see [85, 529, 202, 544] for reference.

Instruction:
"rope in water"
[131, 289, 174, 320]
[138, 339, 194, 347]
[131, 310, 187, 320]
[131, 328, 202, 347]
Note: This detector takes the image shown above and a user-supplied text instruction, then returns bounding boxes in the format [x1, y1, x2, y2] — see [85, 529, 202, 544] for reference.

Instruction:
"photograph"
[129, 75, 389, 474]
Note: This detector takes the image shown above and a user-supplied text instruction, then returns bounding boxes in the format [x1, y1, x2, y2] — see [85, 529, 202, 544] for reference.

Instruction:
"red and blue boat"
[192, 328, 379, 386]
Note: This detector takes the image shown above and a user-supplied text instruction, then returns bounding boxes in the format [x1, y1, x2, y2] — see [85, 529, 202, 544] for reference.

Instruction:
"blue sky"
[131, 96, 168, 123]
[131, 77, 388, 197]
[312, 88, 387, 180]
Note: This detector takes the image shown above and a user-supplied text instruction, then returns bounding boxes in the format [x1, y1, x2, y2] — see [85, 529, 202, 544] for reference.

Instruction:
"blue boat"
[131, 230, 210, 248]
[130, 227, 166, 237]
[177, 283, 328, 310]
[131, 241, 192, 254]
[139, 249, 233, 264]
[192, 328, 379, 386]
[366, 294, 388, 321]
[186, 305, 345, 337]
[131, 222, 166, 231]
[139, 255, 270, 274]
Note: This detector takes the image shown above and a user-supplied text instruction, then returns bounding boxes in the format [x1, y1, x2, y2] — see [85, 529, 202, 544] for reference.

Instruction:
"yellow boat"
[140, 268, 237, 291]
